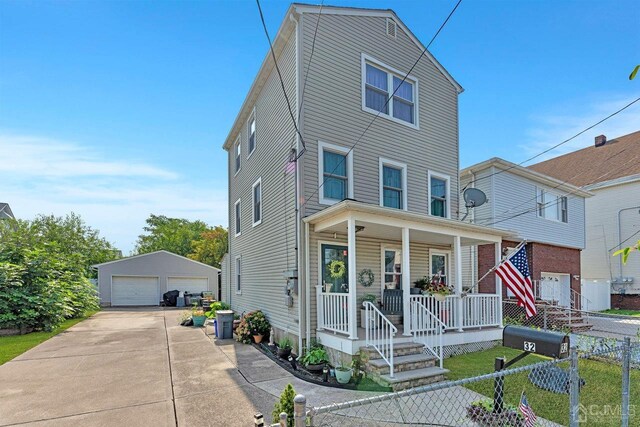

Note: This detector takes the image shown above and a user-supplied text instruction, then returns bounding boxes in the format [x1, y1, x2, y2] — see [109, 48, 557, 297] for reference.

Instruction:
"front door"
[321, 244, 349, 293]
[540, 273, 571, 307]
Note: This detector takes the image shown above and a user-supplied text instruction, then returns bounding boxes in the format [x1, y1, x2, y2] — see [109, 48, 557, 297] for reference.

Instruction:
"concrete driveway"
[0, 308, 279, 427]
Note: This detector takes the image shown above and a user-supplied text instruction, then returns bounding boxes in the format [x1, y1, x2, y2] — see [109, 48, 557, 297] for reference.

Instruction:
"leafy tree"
[614, 240, 640, 264]
[188, 226, 228, 268]
[134, 214, 210, 257]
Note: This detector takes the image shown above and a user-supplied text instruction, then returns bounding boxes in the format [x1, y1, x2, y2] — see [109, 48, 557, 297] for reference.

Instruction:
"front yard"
[600, 309, 640, 317]
[0, 310, 98, 365]
[444, 346, 639, 426]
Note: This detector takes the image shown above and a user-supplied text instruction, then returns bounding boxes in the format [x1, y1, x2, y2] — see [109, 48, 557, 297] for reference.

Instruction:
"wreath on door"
[328, 260, 346, 279]
[358, 268, 375, 287]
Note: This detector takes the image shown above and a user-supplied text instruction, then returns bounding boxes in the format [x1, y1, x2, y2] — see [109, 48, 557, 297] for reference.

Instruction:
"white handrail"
[410, 300, 445, 368]
[363, 301, 397, 378]
[409, 295, 458, 330]
[316, 287, 350, 335]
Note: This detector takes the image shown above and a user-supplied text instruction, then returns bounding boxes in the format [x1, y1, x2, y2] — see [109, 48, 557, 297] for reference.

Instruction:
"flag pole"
[471, 240, 527, 293]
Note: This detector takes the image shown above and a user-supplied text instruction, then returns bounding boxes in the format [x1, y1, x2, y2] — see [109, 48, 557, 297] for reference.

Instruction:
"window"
[362, 54, 417, 127]
[235, 256, 241, 294]
[318, 141, 353, 205]
[536, 188, 568, 223]
[321, 244, 348, 293]
[428, 172, 450, 218]
[430, 251, 448, 285]
[234, 138, 241, 174]
[383, 248, 402, 289]
[248, 115, 256, 156]
[379, 158, 407, 210]
[252, 178, 262, 226]
[234, 199, 241, 236]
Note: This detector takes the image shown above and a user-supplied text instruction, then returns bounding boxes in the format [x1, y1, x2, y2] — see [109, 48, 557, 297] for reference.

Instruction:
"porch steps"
[361, 343, 449, 391]
[545, 309, 594, 333]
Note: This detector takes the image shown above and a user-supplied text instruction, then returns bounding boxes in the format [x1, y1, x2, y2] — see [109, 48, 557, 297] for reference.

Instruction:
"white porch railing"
[409, 300, 444, 368]
[409, 295, 458, 330]
[533, 280, 592, 312]
[363, 301, 397, 377]
[316, 287, 350, 335]
[463, 294, 501, 328]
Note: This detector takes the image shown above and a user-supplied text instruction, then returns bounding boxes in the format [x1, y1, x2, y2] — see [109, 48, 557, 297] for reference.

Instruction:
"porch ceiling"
[303, 200, 515, 245]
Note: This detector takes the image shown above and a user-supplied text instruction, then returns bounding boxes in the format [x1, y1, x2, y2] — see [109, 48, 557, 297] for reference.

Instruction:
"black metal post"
[494, 357, 505, 414]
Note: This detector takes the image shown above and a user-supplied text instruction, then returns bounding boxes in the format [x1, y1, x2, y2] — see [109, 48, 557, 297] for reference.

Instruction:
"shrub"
[205, 301, 230, 318]
[272, 383, 296, 424]
[300, 348, 329, 366]
[235, 310, 270, 343]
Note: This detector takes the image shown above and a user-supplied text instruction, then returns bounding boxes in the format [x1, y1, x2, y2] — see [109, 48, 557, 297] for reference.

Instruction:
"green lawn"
[444, 346, 639, 426]
[600, 309, 640, 317]
[0, 311, 98, 365]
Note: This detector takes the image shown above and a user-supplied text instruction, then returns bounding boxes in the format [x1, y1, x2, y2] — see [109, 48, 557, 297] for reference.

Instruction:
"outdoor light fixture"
[254, 413, 264, 427]
[355, 225, 365, 233]
[288, 355, 297, 370]
[322, 366, 329, 382]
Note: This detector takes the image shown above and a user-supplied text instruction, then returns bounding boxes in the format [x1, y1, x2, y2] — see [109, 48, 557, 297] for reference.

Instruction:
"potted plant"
[277, 336, 293, 359]
[300, 347, 329, 373]
[334, 360, 352, 384]
[422, 274, 453, 302]
[191, 305, 207, 327]
[359, 294, 378, 328]
[412, 277, 429, 295]
[235, 310, 271, 344]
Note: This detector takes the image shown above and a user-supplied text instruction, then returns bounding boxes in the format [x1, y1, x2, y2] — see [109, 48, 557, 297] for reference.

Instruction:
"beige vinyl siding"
[299, 13, 460, 219]
[308, 229, 455, 335]
[227, 32, 299, 335]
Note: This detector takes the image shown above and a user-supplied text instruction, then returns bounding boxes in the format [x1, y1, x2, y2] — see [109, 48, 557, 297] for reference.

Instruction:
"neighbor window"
[252, 178, 262, 226]
[319, 141, 353, 205]
[430, 252, 448, 285]
[363, 55, 417, 126]
[248, 115, 256, 155]
[379, 159, 407, 210]
[383, 248, 402, 289]
[234, 199, 241, 236]
[537, 188, 568, 223]
[235, 256, 241, 293]
[429, 172, 449, 218]
[234, 138, 241, 173]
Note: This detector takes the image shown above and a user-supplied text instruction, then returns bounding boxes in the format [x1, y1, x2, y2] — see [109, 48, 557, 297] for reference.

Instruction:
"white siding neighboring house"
[0, 203, 15, 219]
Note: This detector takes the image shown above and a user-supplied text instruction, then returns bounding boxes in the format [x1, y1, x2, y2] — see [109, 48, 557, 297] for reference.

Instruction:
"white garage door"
[112, 276, 160, 306]
[167, 277, 209, 294]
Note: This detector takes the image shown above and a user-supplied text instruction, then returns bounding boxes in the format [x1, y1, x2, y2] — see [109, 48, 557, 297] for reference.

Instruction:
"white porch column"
[402, 227, 411, 336]
[495, 241, 503, 327]
[454, 235, 464, 332]
[347, 217, 358, 340]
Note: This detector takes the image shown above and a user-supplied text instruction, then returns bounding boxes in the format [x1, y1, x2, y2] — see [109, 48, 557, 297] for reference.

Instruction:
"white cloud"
[520, 93, 640, 163]
[0, 133, 227, 253]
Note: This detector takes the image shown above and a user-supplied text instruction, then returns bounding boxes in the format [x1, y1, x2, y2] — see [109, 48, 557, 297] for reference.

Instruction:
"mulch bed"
[255, 342, 391, 392]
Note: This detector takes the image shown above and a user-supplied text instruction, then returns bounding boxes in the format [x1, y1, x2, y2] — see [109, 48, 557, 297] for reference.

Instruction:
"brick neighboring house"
[529, 131, 640, 311]
[460, 158, 592, 309]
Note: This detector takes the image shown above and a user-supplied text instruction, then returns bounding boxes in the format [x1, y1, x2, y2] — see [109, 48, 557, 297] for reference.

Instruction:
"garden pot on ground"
[253, 333, 264, 344]
[192, 315, 206, 327]
[305, 363, 325, 373]
[277, 347, 292, 359]
[335, 367, 352, 384]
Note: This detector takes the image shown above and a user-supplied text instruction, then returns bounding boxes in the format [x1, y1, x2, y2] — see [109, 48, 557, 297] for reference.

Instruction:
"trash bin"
[216, 310, 234, 339]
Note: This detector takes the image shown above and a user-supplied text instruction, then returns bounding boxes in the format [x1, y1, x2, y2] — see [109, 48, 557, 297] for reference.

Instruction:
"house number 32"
[524, 341, 536, 352]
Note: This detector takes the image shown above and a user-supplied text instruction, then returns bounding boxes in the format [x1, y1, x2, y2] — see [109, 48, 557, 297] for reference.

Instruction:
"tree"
[188, 226, 228, 268]
[134, 214, 210, 257]
[614, 240, 640, 264]
[272, 383, 296, 424]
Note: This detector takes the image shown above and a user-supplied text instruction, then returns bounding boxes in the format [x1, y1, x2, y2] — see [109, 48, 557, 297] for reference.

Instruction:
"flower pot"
[432, 293, 446, 302]
[335, 367, 352, 384]
[410, 287, 422, 295]
[192, 315, 206, 327]
[253, 333, 264, 344]
[277, 347, 292, 359]
[360, 309, 380, 329]
[305, 363, 325, 373]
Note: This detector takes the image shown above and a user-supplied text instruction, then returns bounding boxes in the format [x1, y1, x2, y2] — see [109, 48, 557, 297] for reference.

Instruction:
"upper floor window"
[537, 188, 568, 223]
[362, 54, 418, 128]
[248, 114, 256, 156]
[252, 177, 262, 226]
[428, 171, 450, 218]
[318, 141, 353, 205]
[234, 138, 241, 174]
[379, 158, 407, 210]
[234, 199, 241, 236]
[235, 256, 241, 294]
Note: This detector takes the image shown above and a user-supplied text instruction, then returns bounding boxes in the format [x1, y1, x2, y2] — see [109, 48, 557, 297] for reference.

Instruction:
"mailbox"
[503, 325, 570, 359]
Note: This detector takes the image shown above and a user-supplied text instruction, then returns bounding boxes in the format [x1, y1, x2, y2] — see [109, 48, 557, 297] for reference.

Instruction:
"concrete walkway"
[0, 308, 379, 427]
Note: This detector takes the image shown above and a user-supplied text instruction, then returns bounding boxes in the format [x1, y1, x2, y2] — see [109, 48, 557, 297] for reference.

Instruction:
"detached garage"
[94, 250, 220, 306]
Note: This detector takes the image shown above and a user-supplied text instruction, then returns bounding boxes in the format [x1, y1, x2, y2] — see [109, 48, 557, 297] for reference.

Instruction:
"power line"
[299, 0, 463, 210]
[256, 0, 307, 151]
[297, 1, 324, 123]
[461, 96, 640, 192]
[610, 228, 640, 252]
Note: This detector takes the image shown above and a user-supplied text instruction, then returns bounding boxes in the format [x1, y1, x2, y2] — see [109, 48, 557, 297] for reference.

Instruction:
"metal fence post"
[621, 337, 631, 427]
[294, 394, 306, 427]
[543, 304, 547, 330]
[569, 346, 579, 427]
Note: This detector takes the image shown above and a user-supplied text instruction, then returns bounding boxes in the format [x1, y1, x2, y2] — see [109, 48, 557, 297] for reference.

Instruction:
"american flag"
[518, 391, 537, 427]
[495, 245, 537, 318]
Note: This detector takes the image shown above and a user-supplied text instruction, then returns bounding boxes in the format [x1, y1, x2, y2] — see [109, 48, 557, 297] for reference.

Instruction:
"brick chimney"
[595, 134, 607, 147]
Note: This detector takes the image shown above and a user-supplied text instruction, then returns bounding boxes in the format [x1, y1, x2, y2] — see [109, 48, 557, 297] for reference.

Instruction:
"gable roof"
[528, 130, 640, 188]
[223, 3, 463, 150]
[0, 203, 14, 219]
[461, 157, 593, 198]
[92, 250, 221, 271]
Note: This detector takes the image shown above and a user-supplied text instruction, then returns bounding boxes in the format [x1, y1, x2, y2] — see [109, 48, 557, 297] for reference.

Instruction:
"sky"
[1, 0, 638, 253]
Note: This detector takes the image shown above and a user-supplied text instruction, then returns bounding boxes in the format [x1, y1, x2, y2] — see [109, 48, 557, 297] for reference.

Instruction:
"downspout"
[617, 205, 640, 280]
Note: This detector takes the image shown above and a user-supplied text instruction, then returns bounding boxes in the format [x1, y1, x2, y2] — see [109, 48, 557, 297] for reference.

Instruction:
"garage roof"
[92, 250, 220, 271]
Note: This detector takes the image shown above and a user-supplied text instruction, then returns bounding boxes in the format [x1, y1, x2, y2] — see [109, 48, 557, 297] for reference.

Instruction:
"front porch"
[304, 201, 513, 378]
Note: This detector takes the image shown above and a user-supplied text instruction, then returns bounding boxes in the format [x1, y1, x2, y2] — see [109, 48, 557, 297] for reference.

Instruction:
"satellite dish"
[463, 188, 487, 208]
